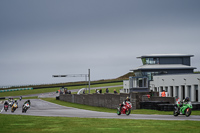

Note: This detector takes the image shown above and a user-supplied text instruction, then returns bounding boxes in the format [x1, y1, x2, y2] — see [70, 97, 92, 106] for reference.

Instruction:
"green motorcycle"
[173, 102, 192, 117]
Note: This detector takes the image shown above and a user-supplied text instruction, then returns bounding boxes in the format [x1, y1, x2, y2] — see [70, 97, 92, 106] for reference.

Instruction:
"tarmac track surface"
[1, 99, 200, 121]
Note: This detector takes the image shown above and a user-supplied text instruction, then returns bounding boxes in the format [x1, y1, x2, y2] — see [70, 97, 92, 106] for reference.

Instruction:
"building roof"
[137, 54, 194, 58]
[131, 64, 196, 71]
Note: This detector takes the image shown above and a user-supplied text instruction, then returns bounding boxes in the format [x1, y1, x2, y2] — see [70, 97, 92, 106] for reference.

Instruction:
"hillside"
[1, 73, 135, 90]
[116, 72, 135, 79]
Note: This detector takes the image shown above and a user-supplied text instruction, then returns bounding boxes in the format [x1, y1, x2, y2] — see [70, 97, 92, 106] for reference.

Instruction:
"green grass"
[133, 109, 200, 115]
[42, 98, 200, 115]
[42, 98, 116, 113]
[0, 82, 122, 97]
[0, 114, 200, 133]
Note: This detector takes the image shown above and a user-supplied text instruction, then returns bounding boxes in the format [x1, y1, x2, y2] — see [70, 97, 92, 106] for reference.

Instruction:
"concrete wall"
[149, 97, 175, 104]
[60, 93, 129, 109]
[59, 91, 173, 110]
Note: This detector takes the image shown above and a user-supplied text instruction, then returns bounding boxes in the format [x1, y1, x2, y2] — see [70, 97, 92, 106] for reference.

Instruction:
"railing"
[0, 88, 33, 93]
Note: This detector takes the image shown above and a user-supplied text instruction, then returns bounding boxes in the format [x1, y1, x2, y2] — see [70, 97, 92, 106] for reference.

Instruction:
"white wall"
[123, 80, 129, 93]
[151, 74, 200, 87]
[150, 74, 200, 102]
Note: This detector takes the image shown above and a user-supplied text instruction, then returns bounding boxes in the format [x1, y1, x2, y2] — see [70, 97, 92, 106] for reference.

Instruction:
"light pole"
[52, 69, 91, 93]
[88, 69, 90, 94]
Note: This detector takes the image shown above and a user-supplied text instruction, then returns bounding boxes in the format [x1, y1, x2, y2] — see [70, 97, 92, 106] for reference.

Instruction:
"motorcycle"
[173, 101, 193, 117]
[8, 100, 13, 107]
[22, 103, 30, 113]
[20, 96, 22, 101]
[11, 103, 18, 113]
[117, 101, 132, 115]
[4, 104, 8, 112]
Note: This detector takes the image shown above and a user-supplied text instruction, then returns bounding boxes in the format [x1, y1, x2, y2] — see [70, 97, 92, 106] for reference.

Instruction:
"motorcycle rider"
[7, 98, 13, 107]
[23, 100, 31, 108]
[20, 96, 22, 101]
[179, 97, 190, 110]
[180, 97, 189, 106]
[4, 100, 9, 106]
[4, 101, 9, 111]
[13, 99, 18, 107]
[120, 97, 131, 110]
[8, 98, 13, 103]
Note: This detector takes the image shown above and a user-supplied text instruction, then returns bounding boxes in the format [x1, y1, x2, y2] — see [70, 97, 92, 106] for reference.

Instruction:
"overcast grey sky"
[0, 0, 200, 86]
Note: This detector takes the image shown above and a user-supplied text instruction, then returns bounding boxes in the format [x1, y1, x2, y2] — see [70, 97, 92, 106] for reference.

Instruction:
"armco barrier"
[191, 103, 200, 110]
[157, 104, 175, 111]
[0, 88, 33, 93]
[140, 101, 169, 110]
[140, 102, 200, 111]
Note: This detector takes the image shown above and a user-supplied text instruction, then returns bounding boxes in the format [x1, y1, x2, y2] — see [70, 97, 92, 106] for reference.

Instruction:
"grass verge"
[0, 82, 122, 97]
[0, 114, 200, 133]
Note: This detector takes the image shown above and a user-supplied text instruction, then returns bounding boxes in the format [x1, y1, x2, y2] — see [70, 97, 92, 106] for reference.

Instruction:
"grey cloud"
[0, 0, 200, 85]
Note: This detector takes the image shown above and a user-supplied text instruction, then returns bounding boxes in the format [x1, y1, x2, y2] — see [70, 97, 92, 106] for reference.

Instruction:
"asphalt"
[1, 99, 200, 121]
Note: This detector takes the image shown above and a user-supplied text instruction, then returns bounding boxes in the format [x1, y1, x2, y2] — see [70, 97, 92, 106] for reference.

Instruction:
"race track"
[1, 99, 200, 121]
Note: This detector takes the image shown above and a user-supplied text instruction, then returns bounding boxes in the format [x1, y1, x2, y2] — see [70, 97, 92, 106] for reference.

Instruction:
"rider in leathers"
[22, 100, 31, 108]
[179, 97, 190, 110]
[120, 97, 131, 110]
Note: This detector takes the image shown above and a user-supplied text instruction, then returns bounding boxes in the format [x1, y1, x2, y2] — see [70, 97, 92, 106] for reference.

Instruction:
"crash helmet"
[27, 100, 30, 103]
[14, 99, 17, 102]
[185, 97, 190, 102]
[126, 97, 130, 101]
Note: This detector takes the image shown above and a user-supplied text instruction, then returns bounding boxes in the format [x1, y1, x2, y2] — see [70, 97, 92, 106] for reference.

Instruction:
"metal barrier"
[0, 88, 33, 93]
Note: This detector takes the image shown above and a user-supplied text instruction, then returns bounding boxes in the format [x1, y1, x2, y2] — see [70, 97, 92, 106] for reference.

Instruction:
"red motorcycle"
[4, 104, 8, 112]
[117, 101, 132, 115]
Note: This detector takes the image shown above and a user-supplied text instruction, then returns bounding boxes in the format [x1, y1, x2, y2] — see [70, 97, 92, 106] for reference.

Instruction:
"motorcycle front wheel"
[126, 109, 131, 115]
[185, 108, 191, 117]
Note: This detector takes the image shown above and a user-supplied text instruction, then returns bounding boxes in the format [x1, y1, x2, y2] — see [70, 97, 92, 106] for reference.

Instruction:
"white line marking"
[0, 107, 4, 113]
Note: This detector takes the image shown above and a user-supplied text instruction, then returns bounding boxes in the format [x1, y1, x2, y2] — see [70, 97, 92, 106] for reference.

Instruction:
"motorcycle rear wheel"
[117, 108, 121, 115]
[173, 109, 179, 116]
